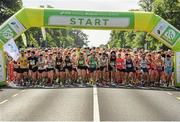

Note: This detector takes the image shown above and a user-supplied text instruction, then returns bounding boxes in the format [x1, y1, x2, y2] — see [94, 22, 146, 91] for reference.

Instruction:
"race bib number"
[30, 60, 35, 65]
[48, 64, 53, 68]
[57, 62, 61, 65]
[67, 63, 72, 66]
[79, 60, 84, 65]
[127, 64, 132, 68]
[110, 62, 115, 66]
[39, 66, 44, 70]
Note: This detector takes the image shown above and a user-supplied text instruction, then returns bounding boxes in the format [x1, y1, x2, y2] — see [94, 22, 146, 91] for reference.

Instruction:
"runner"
[46, 53, 55, 86]
[140, 54, 149, 86]
[77, 52, 87, 84]
[99, 52, 109, 85]
[37, 53, 46, 86]
[125, 54, 135, 86]
[55, 52, 65, 86]
[155, 54, 164, 86]
[18, 51, 29, 86]
[164, 54, 173, 87]
[28, 51, 38, 86]
[71, 52, 78, 84]
[96, 53, 101, 84]
[133, 54, 141, 86]
[13, 60, 20, 85]
[87, 52, 97, 85]
[109, 51, 116, 84]
[64, 53, 73, 85]
[116, 53, 125, 85]
[7, 47, 175, 88]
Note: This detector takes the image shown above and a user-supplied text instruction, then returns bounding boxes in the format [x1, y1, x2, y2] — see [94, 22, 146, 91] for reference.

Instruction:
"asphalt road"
[0, 87, 180, 121]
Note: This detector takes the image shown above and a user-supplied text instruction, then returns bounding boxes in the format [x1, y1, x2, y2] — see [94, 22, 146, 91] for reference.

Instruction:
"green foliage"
[153, 0, 180, 30]
[139, 0, 155, 11]
[0, 81, 7, 88]
[69, 30, 89, 47]
[0, 0, 22, 24]
[24, 28, 88, 48]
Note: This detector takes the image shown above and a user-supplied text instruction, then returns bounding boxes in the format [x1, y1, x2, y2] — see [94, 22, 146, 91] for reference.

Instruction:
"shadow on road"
[1, 85, 180, 92]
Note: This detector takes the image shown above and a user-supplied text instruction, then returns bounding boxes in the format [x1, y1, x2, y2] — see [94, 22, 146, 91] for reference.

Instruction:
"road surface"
[0, 87, 180, 121]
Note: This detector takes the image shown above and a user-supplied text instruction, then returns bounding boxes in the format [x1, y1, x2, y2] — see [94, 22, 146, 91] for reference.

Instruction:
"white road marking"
[21, 90, 26, 92]
[0, 99, 8, 105]
[93, 86, 100, 122]
[12, 93, 18, 97]
[167, 92, 173, 95]
[176, 97, 180, 100]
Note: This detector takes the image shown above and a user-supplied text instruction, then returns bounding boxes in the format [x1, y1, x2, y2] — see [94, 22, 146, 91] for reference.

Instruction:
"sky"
[22, 0, 140, 47]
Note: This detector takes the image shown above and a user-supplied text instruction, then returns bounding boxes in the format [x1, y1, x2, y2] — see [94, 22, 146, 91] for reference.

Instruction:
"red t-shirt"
[116, 58, 124, 69]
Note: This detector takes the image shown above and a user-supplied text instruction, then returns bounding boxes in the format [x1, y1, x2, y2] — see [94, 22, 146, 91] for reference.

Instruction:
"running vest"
[19, 56, 28, 68]
[65, 57, 72, 67]
[110, 56, 116, 67]
[140, 59, 148, 69]
[47, 59, 54, 69]
[164, 58, 172, 68]
[38, 58, 45, 70]
[78, 58, 85, 66]
[99, 57, 107, 67]
[89, 56, 96, 68]
[56, 57, 63, 68]
[28, 56, 38, 69]
[126, 59, 134, 69]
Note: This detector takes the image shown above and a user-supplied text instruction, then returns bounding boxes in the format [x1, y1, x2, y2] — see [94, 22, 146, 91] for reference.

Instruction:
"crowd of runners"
[7, 47, 174, 88]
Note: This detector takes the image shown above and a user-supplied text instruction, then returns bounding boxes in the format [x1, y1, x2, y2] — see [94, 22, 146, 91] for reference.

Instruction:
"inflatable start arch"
[0, 8, 180, 86]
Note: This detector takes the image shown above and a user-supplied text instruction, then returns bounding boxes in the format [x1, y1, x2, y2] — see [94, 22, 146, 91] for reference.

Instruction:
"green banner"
[161, 26, 179, 45]
[44, 9, 134, 29]
[0, 17, 26, 43]
[0, 25, 17, 43]
[151, 19, 180, 46]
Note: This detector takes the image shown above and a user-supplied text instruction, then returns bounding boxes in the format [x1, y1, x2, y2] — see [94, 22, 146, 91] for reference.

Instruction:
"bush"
[0, 81, 7, 88]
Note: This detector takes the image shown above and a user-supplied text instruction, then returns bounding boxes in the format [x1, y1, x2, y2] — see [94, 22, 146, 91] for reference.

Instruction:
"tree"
[153, 0, 180, 30]
[25, 28, 88, 48]
[0, 0, 22, 24]
[69, 30, 89, 47]
[139, 0, 155, 11]
[139, 0, 180, 50]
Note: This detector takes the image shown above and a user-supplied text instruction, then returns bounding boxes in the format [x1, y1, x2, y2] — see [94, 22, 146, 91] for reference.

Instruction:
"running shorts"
[64, 66, 72, 71]
[78, 66, 86, 70]
[126, 68, 135, 73]
[165, 67, 172, 75]
[99, 66, 106, 71]
[88, 67, 96, 73]
[141, 68, 148, 73]
[30, 67, 38, 72]
[46, 68, 54, 72]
